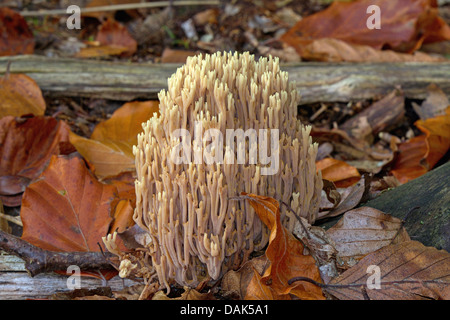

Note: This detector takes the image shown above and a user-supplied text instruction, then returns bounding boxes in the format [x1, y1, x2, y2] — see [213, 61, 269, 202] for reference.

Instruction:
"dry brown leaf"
[280, 0, 450, 55]
[391, 106, 450, 183]
[161, 48, 199, 63]
[241, 193, 325, 300]
[327, 241, 450, 300]
[296, 38, 445, 62]
[21, 155, 115, 252]
[0, 116, 71, 206]
[317, 176, 366, 220]
[221, 255, 269, 299]
[0, 8, 34, 56]
[316, 158, 361, 188]
[327, 207, 410, 269]
[0, 73, 46, 118]
[95, 18, 137, 57]
[76, 45, 130, 58]
[69, 101, 159, 180]
[412, 84, 450, 120]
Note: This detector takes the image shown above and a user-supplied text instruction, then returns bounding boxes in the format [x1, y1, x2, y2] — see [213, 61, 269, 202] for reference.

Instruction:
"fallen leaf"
[0, 116, 71, 206]
[69, 132, 135, 179]
[317, 176, 366, 220]
[391, 106, 450, 183]
[221, 255, 269, 299]
[412, 84, 450, 120]
[316, 158, 361, 188]
[69, 100, 159, 180]
[0, 8, 34, 56]
[327, 241, 450, 300]
[327, 207, 410, 269]
[241, 193, 325, 300]
[95, 18, 137, 57]
[245, 268, 291, 300]
[415, 106, 450, 167]
[0, 73, 46, 118]
[280, 0, 450, 55]
[296, 38, 446, 62]
[161, 48, 199, 63]
[21, 155, 115, 252]
[110, 199, 134, 234]
[75, 45, 130, 58]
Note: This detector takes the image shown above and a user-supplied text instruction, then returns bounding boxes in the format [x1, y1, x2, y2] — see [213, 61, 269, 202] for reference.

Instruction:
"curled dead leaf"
[316, 158, 361, 188]
[240, 193, 325, 300]
[391, 106, 450, 183]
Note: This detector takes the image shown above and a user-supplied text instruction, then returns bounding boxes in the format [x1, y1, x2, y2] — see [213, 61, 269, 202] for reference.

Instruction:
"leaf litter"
[0, 0, 449, 300]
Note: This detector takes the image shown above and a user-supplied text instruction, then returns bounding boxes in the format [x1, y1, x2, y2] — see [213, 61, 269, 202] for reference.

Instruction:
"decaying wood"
[319, 162, 450, 252]
[0, 230, 115, 276]
[364, 162, 450, 252]
[0, 55, 449, 104]
[0, 266, 135, 300]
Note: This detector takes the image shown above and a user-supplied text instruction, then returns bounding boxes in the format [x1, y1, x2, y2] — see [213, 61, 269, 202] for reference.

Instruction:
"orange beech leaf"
[0, 116, 71, 206]
[95, 18, 137, 57]
[0, 8, 34, 56]
[280, 0, 450, 57]
[415, 107, 450, 167]
[0, 73, 46, 118]
[75, 45, 130, 58]
[242, 193, 325, 300]
[69, 100, 159, 180]
[161, 48, 199, 63]
[391, 106, 450, 183]
[297, 38, 445, 62]
[110, 199, 134, 234]
[316, 158, 361, 188]
[245, 268, 291, 300]
[21, 155, 115, 253]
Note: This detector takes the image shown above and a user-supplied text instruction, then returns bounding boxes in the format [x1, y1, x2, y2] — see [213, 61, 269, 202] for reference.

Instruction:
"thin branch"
[0, 229, 115, 276]
[280, 200, 311, 240]
[20, 0, 220, 17]
[0, 212, 23, 227]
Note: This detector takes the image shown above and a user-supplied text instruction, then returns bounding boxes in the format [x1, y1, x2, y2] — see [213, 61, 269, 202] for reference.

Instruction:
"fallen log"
[319, 162, 450, 252]
[0, 55, 449, 103]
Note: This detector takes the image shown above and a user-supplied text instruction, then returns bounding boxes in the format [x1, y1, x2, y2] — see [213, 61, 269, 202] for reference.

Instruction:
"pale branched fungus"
[107, 52, 323, 289]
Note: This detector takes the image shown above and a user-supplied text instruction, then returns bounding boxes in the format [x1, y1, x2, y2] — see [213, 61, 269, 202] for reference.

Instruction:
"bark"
[319, 162, 450, 251]
[1, 55, 449, 104]
[0, 230, 115, 276]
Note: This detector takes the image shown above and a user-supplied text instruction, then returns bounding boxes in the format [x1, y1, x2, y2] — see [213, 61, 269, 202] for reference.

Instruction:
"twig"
[0, 229, 115, 276]
[280, 200, 311, 240]
[20, 0, 220, 17]
[0, 212, 23, 227]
